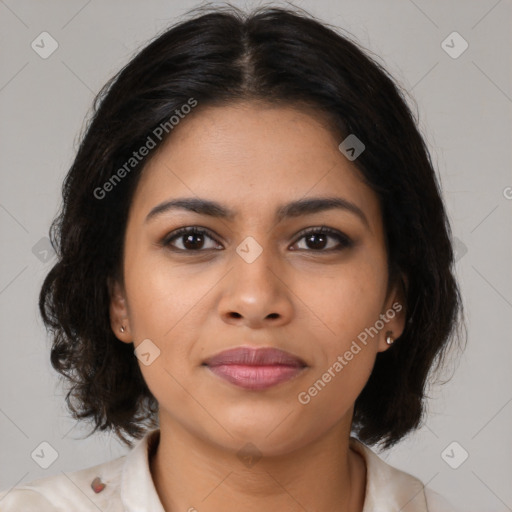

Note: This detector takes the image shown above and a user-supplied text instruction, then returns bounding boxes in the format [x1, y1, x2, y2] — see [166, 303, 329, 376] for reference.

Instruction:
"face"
[109, 101, 406, 456]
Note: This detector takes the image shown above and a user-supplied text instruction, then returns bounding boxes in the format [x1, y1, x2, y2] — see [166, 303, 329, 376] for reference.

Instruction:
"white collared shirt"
[0, 429, 459, 511]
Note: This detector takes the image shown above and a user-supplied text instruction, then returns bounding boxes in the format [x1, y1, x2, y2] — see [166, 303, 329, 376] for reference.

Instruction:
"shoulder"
[0, 455, 126, 512]
[424, 487, 461, 512]
[349, 437, 459, 512]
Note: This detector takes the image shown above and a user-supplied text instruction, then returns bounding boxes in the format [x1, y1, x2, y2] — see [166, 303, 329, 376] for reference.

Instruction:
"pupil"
[308, 233, 326, 249]
[184, 233, 203, 249]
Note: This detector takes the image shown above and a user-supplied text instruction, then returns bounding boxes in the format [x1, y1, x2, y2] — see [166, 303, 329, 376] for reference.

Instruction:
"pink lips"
[203, 347, 307, 390]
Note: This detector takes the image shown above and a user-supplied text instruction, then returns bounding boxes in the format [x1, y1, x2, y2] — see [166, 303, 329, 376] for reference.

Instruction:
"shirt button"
[91, 477, 106, 493]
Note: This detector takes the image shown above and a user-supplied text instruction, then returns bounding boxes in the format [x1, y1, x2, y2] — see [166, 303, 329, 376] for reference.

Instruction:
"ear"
[107, 276, 132, 344]
[377, 272, 408, 353]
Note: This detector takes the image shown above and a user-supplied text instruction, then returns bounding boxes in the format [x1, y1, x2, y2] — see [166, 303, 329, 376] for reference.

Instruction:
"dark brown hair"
[39, 3, 465, 449]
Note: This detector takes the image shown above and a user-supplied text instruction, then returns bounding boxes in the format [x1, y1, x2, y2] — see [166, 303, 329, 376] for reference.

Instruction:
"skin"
[109, 101, 406, 512]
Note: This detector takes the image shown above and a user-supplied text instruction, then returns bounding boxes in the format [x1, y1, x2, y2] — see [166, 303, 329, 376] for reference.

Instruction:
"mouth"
[202, 346, 307, 391]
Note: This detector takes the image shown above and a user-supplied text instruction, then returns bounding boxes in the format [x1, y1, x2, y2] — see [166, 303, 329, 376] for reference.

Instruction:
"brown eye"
[291, 227, 353, 252]
[161, 225, 352, 253]
[162, 227, 222, 251]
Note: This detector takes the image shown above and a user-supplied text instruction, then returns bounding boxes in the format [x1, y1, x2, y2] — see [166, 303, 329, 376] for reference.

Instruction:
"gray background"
[1, 1, 511, 510]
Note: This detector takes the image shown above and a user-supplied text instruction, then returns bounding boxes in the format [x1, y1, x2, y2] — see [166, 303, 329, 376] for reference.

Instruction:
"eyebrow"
[145, 196, 369, 229]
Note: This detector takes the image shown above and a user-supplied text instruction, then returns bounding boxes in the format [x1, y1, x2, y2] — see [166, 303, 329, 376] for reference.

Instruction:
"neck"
[149, 415, 366, 512]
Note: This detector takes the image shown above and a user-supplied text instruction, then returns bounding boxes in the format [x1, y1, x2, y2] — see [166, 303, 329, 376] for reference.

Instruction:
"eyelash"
[161, 226, 353, 253]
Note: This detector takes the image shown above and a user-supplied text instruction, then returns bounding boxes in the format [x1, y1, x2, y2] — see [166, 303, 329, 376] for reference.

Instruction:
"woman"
[0, 4, 465, 511]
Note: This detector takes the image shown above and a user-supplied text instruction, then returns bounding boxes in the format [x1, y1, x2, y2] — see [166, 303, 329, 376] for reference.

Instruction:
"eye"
[290, 226, 353, 252]
[162, 227, 222, 251]
[161, 225, 353, 253]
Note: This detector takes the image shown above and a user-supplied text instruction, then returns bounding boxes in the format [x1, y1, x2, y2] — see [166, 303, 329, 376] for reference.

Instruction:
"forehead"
[155, 100, 343, 170]
[129, 101, 381, 229]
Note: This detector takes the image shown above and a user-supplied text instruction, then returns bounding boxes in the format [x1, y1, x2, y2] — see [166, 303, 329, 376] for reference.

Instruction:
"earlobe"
[377, 330, 396, 353]
[378, 272, 408, 352]
[107, 276, 132, 343]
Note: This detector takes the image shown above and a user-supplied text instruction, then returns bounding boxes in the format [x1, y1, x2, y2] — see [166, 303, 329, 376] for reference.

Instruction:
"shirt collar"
[120, 429, 428, 512]
[349, 437, 428, 512]
[121, 428, 165, 512]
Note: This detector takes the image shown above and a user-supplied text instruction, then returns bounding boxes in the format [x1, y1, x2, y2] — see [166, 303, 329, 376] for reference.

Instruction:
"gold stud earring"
[385, 331, 394, 345]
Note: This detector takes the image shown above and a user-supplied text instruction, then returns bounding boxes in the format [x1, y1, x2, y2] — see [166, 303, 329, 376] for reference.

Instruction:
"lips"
[203, 347, 307, 390]
[204, 347, 306, 367]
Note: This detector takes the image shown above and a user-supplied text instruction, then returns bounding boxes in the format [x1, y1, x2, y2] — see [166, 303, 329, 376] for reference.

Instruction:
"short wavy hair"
[39, 3, 465, 449]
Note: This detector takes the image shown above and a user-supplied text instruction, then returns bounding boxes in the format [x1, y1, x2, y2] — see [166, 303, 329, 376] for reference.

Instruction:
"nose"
[218, 244, 294, 329]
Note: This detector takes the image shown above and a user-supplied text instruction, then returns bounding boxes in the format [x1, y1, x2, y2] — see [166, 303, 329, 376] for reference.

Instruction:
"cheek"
[296, 346, 376, 429]
[123, 248, 207, 340]
[294, 253, 389, 346]
[122, 252, 217, 387]
[297, 282, 380, 419]
[294, 256, 387, 420]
